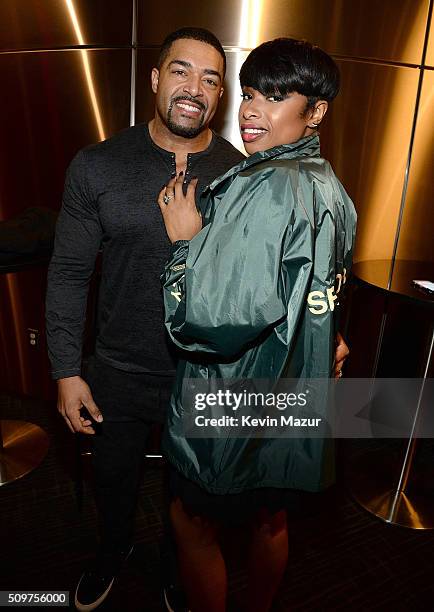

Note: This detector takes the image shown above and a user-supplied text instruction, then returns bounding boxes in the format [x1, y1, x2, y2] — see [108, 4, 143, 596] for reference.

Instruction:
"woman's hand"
[158, 173, 202, 243]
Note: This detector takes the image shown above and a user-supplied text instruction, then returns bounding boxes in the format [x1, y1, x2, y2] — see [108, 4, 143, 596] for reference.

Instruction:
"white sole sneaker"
[74, 545, 134, 611]
[74, 574, 114, 611]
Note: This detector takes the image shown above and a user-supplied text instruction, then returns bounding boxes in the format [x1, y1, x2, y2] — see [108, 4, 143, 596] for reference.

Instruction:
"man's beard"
[166, 96, 206, 139]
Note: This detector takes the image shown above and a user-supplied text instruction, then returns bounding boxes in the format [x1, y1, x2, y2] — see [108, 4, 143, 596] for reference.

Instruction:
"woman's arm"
[161, 173, 314, 358]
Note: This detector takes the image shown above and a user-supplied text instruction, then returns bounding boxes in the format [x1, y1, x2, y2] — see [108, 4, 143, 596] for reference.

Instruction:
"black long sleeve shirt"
[46, 123, 244, 379]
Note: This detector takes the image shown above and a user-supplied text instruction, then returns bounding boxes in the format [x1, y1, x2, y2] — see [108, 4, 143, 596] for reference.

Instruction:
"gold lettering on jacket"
[307, 268, 347, 314]
[170, 263, 186, 272]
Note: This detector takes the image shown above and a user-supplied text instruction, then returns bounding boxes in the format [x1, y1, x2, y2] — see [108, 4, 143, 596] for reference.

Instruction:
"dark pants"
[84, 356, 174, 556]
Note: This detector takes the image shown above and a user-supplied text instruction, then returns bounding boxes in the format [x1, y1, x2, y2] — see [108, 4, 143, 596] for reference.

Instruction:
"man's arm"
[46, 150, 103, 434]
[334, 332, 349, 378]
[56, 376, 102, 434]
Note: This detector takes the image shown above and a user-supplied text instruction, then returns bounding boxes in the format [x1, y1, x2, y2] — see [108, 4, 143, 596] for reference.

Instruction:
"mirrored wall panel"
[134, 48, 160, 126]
[425, 10, 434, 67]
[0, 49, 131, 221]
[321, 61, 419, 262]
[138, 0, 429, 64]
[395, 70, 434, 263]
[0, 0, 132, 51]
[0, 268, 52, 398]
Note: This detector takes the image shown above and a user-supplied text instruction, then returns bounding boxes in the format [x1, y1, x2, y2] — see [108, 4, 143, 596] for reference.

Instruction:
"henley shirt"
[46, 123, 244, 379]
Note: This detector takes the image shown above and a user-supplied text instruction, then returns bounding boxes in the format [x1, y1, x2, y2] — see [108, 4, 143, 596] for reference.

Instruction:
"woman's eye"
[267, 95, 284, 102]
[241, 93, 252, 101]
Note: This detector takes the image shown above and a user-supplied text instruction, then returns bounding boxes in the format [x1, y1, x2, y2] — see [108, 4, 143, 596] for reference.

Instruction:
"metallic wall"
[0, 0, 433, 397]
[0, 1, 132, 398]
[138, 0, 428, 62]
[0, 0, 132, 50]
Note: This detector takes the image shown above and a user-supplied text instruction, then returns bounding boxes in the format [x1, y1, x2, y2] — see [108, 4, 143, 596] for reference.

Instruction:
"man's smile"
[171, 97, 206, 119]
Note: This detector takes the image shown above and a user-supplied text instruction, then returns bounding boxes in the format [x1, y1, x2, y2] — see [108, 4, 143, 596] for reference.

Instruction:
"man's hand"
[334, 331, 349, 379]
[57, 376, 103, 434]
[158, 173, 202, 243]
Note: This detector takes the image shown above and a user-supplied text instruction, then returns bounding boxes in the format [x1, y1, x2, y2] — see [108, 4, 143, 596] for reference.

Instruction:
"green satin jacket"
[162, 133, 357, 493]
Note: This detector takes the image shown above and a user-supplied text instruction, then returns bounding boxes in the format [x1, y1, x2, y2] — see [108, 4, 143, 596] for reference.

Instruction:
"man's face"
[151, 38, 224, 138]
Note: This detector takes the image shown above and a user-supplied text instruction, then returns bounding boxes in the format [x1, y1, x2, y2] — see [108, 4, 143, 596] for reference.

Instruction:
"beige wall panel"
[320, 61, 419, 263]
[0, 49, 131, 220]
[395, 71, 434, 263]
[0, 0, 132, 51]
[425, 10, 434, 67]
[138, 0, 429, 64]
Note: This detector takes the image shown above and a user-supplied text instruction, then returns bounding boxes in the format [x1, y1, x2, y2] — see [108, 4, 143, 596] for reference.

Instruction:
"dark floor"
[1, 393, 434, 611]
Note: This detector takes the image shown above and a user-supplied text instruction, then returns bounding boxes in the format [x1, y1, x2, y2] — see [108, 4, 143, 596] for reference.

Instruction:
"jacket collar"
[205, 133, 320, 193]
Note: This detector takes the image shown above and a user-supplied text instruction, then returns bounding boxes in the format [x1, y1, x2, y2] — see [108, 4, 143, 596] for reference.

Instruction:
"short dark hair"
[158, 27, 226, 76]
[239, 38, 340, 109]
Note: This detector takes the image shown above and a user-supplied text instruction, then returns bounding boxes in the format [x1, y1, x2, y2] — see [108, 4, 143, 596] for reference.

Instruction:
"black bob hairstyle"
[240, 38, 340, 110]
[158, 27, 226, 77]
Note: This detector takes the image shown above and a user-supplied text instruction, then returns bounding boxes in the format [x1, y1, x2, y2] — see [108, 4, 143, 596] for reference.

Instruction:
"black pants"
[84, 356, 174, 555]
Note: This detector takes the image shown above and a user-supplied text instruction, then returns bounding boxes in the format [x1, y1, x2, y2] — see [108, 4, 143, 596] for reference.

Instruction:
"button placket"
[184, 153, 191, 183]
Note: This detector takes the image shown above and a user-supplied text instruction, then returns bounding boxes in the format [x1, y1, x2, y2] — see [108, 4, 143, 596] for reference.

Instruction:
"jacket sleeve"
[45, 150, 102, 379]
[338, 180, 357, 274]
[332, 174, 357, 297]
[162, 175, 313, 358]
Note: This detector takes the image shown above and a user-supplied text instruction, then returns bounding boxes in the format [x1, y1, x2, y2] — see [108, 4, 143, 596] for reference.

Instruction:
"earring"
[310, 122, 319, 128]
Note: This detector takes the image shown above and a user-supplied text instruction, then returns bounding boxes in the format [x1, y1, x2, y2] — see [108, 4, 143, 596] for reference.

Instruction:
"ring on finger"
[163, 193, 174, 204]
[337, 369, 343, 378]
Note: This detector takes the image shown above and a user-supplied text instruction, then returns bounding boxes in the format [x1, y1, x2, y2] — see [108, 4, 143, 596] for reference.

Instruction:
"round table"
[347, 259, 434, 529]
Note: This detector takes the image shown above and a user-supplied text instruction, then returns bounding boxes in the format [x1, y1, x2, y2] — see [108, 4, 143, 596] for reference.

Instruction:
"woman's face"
[239, 86, 319, 154]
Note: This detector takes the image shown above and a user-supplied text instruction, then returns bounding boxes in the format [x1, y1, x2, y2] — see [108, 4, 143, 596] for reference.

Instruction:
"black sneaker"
[74, 545, 133, 611]
[163, 584, 190, 612]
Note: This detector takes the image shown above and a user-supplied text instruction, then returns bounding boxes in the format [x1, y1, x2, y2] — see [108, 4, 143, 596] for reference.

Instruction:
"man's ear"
[219, 87, 224, 99]
[151, 68, 159, 94]
[307, 100, 328, 128]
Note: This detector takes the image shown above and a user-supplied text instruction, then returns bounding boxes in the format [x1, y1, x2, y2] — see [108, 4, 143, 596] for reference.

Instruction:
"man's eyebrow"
[203, 69, 222, 79]
[168, 60, 222, 80]
[168, 60, 192, 69]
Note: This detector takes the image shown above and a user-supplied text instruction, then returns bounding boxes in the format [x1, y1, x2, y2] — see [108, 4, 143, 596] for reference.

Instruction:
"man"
[46, 27, 243, 612]
[46, 27, 349, 612]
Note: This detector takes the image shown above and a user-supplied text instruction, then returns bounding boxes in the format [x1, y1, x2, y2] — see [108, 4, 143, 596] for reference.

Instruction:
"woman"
[158, 38, 356, 612]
